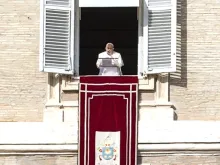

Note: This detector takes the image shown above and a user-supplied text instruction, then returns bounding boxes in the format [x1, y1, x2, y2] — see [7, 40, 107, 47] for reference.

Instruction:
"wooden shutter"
[143, 0, 176, 74]
[39, 0, 74, 74]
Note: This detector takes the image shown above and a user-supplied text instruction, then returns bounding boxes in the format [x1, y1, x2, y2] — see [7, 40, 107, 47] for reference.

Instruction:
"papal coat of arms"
[95, 132, 120, 165]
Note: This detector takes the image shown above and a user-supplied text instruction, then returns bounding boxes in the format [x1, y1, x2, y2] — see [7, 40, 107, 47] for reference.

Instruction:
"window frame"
[74, 6, 145, 77]
[40, 0, 176, 76]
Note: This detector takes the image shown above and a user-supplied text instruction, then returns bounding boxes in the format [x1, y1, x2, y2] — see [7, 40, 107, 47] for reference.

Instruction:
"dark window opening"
[79, 7, 138, 75]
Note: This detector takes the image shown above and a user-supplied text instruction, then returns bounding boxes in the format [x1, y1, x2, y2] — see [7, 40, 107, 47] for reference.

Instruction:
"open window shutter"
[39, 0, 74, 74]
[143, 0, 176, 74]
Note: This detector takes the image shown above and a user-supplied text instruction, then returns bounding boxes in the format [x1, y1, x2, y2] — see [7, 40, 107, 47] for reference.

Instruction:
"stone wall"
[170, 0, 220, 120]
[0, 156, 76, 165]
[139, 155, 220, 165]
[0, 155, 220, 165]
[0, 0, 47, 121]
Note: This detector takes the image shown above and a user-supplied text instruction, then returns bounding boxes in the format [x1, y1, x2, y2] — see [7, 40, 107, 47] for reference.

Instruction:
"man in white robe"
[96, 43, 124, 76]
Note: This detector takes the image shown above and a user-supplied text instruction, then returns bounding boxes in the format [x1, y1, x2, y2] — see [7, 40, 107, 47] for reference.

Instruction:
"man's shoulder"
[113, 51, 121, 56]
[98, 52, 106, 56]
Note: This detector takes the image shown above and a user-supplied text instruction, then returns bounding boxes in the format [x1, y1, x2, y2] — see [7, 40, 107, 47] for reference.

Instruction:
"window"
[79, 7, 138, 75]
[39, 0, 176, 76]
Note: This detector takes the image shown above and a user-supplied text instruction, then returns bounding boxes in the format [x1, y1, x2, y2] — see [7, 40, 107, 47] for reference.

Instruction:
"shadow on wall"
[169, 0, 187, 88]
[168, 0, 187, 120]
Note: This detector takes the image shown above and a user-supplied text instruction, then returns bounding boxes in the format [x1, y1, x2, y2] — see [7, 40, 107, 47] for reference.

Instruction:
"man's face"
[105, 46, 114, 55]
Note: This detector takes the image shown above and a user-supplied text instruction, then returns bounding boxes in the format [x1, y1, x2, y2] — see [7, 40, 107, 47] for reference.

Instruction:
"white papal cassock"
[96, 51, 124, 76]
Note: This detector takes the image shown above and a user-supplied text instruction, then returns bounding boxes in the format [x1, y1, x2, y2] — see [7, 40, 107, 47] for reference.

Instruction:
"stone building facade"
[0, 0, 220, 164]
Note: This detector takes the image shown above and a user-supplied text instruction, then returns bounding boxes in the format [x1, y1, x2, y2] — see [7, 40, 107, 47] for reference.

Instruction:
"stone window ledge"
[45, 100, 173, 108]
[62, 76, 155, 91]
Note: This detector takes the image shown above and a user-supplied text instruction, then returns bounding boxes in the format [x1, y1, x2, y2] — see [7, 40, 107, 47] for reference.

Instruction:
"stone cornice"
[1, 143, 220, 155]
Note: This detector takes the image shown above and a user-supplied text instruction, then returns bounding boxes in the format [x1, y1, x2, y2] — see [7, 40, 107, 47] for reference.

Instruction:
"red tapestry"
[79, 76, 138, 165]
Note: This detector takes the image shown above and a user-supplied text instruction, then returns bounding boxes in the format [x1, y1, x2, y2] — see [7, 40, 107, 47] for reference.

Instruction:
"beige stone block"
[139, 107, 174, 122]
[61, 92, 78, 101]
[63, 109, 78, 123]
[139, 91, 155, 101]
[43, 109, 63, 122]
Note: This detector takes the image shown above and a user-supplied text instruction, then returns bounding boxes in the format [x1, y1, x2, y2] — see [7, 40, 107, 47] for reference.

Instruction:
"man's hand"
[96, 60, 102, 68]
[112, 59, 119, 67]
[96, 63, 100, 68]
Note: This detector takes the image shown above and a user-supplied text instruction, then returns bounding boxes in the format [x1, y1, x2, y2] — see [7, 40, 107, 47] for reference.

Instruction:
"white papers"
[102, 59, 112, 67]
[100, 58, 118, 67]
